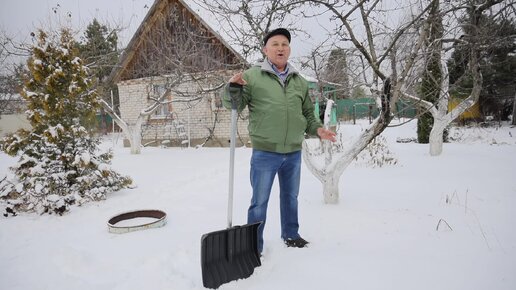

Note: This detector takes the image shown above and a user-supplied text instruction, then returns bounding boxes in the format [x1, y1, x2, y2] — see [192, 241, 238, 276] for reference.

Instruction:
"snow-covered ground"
[1, 119, 515, 290]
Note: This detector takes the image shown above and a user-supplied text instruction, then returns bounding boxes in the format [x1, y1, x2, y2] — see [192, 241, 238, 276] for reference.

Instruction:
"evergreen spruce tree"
[77, 19, 120, 133]
[323, 48, 351, 99]
[78, 18, 119, 83]
[0, 28, 132, 215]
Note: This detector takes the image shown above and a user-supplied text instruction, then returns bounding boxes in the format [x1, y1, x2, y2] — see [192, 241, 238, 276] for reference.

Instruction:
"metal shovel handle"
[227, 83, 242, 229]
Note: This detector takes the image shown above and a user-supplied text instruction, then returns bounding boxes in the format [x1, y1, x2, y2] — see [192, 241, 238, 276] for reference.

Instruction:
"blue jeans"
[248, 149, 302, 253]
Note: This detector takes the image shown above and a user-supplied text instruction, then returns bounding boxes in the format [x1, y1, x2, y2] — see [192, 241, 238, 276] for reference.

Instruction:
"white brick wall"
[117, 75, 250, 147]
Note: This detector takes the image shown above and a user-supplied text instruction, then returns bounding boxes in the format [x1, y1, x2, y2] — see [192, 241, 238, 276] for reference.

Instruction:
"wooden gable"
[109, 0, 246, 83]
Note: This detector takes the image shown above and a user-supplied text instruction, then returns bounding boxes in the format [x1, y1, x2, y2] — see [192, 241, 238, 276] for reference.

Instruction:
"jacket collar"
[259, 59, 299, 77]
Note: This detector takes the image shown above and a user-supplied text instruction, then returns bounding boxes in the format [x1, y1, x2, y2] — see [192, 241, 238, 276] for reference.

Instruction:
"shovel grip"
[228, 82, 243, 110]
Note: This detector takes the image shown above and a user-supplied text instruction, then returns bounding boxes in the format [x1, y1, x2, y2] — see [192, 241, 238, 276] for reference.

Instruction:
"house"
[0, 93, 31, 137]
[108, 0, 249, 148]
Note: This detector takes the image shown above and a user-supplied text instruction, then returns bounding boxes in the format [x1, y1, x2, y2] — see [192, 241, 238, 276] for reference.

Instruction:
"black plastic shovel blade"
[201, 222, 261, 289]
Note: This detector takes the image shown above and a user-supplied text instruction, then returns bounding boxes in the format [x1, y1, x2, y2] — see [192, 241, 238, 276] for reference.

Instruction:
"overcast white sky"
[0, 0, 378, 78]
[1, 0, 330, 70]
[1, 0, 155, 46]
[1, 0, 412, 77]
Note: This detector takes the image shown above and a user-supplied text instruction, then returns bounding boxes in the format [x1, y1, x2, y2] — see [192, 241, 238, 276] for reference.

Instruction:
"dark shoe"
[284, 237, 309, 248]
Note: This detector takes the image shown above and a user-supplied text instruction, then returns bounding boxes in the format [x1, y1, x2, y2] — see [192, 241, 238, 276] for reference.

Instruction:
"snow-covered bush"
[354, 135, 398, 168]
[0, 28, 132, 215]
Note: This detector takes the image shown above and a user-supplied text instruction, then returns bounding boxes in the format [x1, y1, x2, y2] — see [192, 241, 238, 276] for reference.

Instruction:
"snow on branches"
[0, 28, 132, 216]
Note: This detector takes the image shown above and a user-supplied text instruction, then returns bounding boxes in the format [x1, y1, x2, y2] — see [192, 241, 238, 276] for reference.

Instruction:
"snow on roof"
[300, 73, 318, 83]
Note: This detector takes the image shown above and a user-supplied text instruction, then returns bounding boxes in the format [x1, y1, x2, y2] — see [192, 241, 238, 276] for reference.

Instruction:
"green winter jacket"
[223, 60, 322, 153]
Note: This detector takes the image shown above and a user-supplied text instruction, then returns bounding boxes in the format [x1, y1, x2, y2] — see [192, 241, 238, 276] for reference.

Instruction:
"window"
[211, 90, 223, 110]
[150, 84, 173, 119]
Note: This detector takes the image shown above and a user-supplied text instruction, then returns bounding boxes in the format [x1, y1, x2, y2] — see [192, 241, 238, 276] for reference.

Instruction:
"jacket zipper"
[283, 76, 289, 148]
[272, 72, 292, 150]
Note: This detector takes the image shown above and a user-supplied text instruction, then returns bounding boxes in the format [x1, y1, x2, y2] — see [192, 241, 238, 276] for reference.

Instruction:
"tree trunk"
[429, 59, 449, 157]
[429, 123, 445, 156]
[512, 92, 516, 126]
[100, 95, 162, 155]
[128, 117, 145, 154]
[322, 174, 339, 204]
[130, 131, 142, 154]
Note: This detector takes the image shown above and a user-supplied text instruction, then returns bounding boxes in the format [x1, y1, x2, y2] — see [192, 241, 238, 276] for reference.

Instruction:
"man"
[224, 28, 336, 254]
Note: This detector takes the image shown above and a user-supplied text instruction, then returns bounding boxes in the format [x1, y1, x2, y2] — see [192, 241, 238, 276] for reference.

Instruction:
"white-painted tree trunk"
[128, 117, 145, 154]
[99, 88, 172, 154]
[322, 99, 334, 158]
[403, 59, 483, 156]
[322, 174, 340, 204]
[303, 83, 393, 204]
[99, 102, 144, 155]
[303, 114, 391, 203]
[429, 122, 445, 156]
[321, 100, 338, 203]
[428, 60, 449, 156]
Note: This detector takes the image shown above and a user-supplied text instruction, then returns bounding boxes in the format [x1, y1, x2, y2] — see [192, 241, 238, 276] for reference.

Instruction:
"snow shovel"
[201, 83, 261, 289]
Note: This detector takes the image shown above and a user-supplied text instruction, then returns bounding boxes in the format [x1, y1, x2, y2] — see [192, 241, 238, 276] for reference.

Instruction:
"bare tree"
[0, 31, 30, 117]
[193, 0, 305, 62]
[301, 0, 512, 202]
[400, 0, 508, 156]
[291, 0, 434, 203]
[0, 68, 22, 116]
